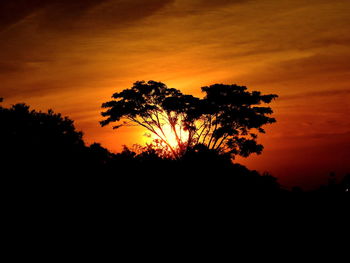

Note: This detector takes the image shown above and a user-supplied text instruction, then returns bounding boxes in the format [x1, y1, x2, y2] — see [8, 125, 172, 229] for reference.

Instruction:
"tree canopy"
[101, 81, 278, 158]
[101, 81, 277, 157]
[100, 81, 199, 157]
[0, 102, 86, 172]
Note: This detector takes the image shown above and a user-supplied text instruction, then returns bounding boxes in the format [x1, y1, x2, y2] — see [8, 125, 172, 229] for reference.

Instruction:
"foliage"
[101, 81, 278, 158]
[101, 81, 200, 157]
[0, 102, 86, 170]
[1, 98, 348, 195]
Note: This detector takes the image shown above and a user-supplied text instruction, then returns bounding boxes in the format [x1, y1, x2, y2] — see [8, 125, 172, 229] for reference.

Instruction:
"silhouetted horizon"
[1, 98, 348, 195]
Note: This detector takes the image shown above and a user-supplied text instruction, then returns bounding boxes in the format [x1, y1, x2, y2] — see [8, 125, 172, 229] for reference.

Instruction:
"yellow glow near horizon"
[161, 123, 189, 149]
[143, 121, 190, 150]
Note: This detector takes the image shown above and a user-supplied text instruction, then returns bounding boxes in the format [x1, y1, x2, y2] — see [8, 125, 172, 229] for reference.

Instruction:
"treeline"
[0, 100, 349, 197]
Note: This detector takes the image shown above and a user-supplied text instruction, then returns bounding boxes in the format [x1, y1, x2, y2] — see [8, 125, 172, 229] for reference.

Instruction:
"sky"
[1, 0, 349, 189]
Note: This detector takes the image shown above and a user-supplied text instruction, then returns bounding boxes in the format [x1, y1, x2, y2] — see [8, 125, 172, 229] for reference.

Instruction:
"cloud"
[0, 61, 25, 74]
[0, 0, 174, 32]
[196, 0, 249, 8]
[76, 0, 175, 30]
[281, 89, 350, 101]
[164, 0, 249, 17]
[307, 131, 350, 140]
[274, 130, 350, 141]
[236, 51, 350, 89]
[0, 0, 45, 31]
[0, 0, 101, 31]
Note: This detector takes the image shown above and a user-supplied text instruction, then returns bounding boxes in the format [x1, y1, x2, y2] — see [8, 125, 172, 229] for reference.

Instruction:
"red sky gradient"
[1, 0, 349, 189]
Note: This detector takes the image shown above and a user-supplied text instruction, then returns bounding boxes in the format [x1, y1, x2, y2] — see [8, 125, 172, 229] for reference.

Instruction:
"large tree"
[101, 81, 277, 158]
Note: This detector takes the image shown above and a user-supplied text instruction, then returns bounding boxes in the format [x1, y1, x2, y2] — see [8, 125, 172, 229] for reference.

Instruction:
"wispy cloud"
[0, 0, 174, 32]
[281, 89, 350, 101]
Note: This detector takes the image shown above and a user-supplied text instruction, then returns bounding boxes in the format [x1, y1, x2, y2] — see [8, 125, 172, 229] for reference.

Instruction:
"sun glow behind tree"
[147, 116, 189, 147]
[142, 113, 190, 153]
[101, 80, 277, 159]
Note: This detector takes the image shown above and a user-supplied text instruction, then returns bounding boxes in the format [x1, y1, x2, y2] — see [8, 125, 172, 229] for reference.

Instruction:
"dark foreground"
[1, 102, 349, 202]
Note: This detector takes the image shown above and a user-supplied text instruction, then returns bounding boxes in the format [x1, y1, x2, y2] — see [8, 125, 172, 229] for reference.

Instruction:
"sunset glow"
[1, 0, 349, 189]
[145, 122, 189, 150]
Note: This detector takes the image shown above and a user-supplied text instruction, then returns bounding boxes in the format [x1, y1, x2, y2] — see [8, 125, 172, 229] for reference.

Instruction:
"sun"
[143, 122, 189, 150]
[162, 123, 189, 148]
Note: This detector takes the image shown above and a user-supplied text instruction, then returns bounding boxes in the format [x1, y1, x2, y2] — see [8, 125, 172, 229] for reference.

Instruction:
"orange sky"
[1, 0, 349, 189]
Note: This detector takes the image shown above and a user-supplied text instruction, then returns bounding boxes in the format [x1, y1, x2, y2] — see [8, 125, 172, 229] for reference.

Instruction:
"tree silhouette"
[0, 102, 86, 173]
[3, 97, 348, 196]
[194, 84, 277, 157]
[101, 81, 200, 157]
[101, 81, 277, 158]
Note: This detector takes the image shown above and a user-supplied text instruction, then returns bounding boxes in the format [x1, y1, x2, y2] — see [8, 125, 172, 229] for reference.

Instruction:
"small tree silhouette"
[101, 81, 277, 158]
